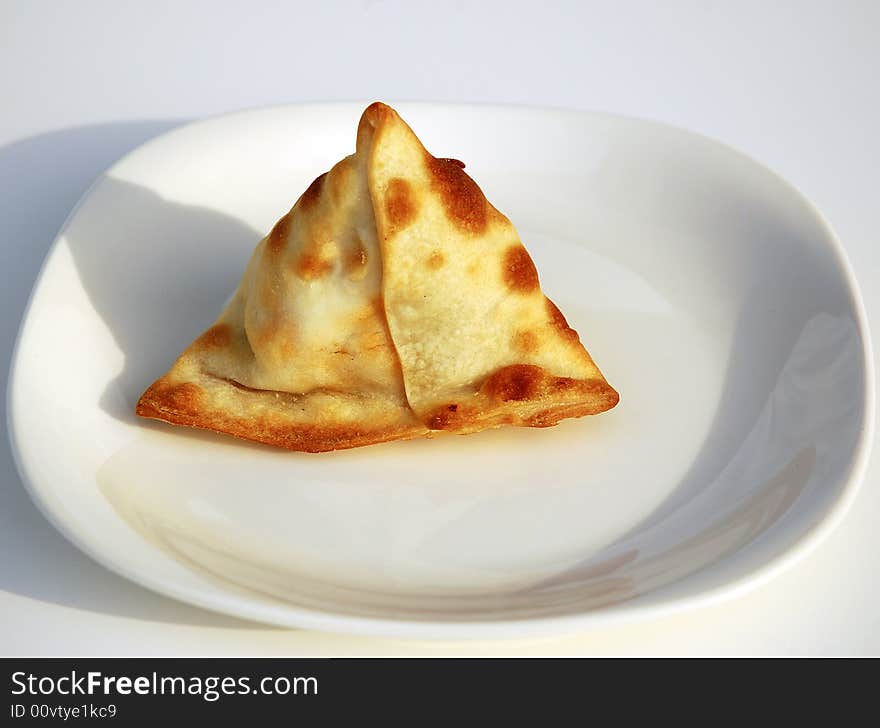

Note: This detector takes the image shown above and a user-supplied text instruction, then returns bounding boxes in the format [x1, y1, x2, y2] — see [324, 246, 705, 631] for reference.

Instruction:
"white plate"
[7, 103, 873, 639]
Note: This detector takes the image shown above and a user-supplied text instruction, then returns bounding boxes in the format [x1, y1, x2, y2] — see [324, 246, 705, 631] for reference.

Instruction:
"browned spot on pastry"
[137, 381, 203, 418]
[267, 212, 291, 254]
[426, 154, 488, 234]
[546, 297, 580, 341]
[483, 364, 544, 402]
[195, 323, 232, 349]
[503, 245, 539, 293]
[298, 172, 327, 211]
[350, 244, 368, 268]
[427, 403, 463, 430]
[165, 382, 202, 412]
[385, 177, 417, 231]
[513, 330, 539, 354]
[296, 252, 334, 280]
[345, 242, 369, 280]
[552, 376, 578, 391]
[362, 101, 393, 126]
[426, 251, 445, 269]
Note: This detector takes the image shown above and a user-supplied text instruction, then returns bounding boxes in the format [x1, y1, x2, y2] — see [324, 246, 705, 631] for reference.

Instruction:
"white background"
[1, 0, 877, 655]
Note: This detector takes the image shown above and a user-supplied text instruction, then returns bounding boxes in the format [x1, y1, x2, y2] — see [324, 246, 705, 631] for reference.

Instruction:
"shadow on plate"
[0, 121, 271, 628]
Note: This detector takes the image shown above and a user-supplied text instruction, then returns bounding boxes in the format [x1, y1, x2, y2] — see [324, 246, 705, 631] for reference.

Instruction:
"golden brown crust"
[425, 153, 490, 234]
[384, 177, 417, 233]
[502, 245, 540, 293]
[422, 363, 619, 433]
[136, 376, 428, 453]
[136, 357, 618, 451]
[426, 251, 445, 270]
[483, 364, 543, 401]
[295, 251, 335, 280]
[195, 323, 232, 349]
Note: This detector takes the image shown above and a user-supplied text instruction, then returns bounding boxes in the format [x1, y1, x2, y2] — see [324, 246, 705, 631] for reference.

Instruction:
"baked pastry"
[136, 102, 619, 451]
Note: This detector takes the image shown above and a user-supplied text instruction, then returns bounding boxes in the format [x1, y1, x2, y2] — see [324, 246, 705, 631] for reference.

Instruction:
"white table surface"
[2, 0, 877, 656]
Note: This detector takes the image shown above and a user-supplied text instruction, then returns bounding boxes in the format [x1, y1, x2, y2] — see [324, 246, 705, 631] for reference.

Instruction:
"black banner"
[4, 658, 597, 721]
[4, 655, 854, 722]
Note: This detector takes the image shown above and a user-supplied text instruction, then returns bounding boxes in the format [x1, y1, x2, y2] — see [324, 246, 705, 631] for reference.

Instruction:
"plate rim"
[6, 101, 875, 639]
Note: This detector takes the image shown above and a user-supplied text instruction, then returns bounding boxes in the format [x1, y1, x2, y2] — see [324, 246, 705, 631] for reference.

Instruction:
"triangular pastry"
[136, 102, 619, 451]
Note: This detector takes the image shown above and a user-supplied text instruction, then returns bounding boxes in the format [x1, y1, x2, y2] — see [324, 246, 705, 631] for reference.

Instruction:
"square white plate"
[8, 103, 873, 638]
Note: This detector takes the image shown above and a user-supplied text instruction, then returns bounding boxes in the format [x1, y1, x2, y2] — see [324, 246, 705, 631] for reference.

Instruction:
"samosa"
[137, 102, 618, 451]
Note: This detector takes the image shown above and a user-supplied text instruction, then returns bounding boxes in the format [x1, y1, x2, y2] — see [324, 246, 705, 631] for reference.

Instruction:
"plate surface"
[8, 103, 873, 638]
